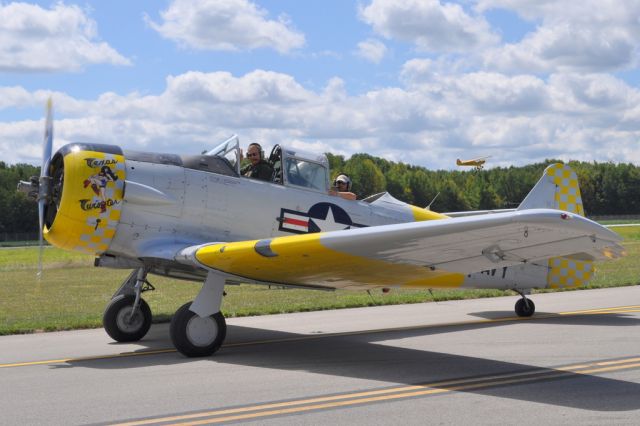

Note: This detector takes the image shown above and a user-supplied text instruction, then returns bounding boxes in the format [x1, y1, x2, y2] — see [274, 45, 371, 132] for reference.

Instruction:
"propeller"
[37, 98, 54, 277]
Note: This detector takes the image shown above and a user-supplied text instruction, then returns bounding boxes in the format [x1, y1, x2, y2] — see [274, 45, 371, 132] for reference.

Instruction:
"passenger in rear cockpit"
[330, 174, 356, 200]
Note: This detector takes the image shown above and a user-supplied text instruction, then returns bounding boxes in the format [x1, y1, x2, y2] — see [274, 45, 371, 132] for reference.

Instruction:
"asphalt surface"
[2, 286, 640, 425]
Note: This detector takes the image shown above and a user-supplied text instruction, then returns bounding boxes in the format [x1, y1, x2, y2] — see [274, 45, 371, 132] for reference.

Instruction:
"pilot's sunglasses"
[247, 152, 259, 157]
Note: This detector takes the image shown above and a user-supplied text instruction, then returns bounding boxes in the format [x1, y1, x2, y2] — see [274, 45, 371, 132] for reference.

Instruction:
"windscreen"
[284, 157, 328, 191]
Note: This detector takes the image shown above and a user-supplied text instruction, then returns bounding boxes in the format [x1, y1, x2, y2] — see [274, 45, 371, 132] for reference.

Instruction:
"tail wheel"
[170, 302, 227, 357]
[103, 295, 152, 342]
[515, 298, 535, 317]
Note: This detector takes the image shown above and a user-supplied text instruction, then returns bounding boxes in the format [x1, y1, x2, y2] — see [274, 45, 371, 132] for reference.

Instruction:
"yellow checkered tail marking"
[544, 164, 592, 288]
[545, 163, 584, 216]
[546, 257, 594, 289]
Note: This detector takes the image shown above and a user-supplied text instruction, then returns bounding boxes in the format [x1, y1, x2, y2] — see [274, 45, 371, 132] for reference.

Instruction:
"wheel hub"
[116, 307, 144, 333]
[186, 316, 218, 347]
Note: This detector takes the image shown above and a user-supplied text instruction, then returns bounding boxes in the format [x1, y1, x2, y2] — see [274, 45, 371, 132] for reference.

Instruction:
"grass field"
[1, 226, 638, 335]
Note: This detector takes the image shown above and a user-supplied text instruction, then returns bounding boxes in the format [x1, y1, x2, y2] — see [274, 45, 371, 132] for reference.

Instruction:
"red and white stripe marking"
[281, 211, 309, 232]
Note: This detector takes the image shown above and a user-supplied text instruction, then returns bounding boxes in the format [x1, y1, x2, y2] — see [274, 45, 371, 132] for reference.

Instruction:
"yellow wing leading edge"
[195, 233, 465, 290]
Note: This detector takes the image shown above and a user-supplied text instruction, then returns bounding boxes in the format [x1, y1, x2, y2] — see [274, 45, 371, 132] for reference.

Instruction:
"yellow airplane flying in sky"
[456, 156, 491, 170]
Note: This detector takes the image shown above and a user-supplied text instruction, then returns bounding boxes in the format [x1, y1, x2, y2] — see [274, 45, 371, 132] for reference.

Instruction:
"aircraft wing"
[175, 209, 624, 289]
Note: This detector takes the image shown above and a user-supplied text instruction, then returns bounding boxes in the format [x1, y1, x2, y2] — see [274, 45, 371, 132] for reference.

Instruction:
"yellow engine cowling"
[44, 143, 126, 255]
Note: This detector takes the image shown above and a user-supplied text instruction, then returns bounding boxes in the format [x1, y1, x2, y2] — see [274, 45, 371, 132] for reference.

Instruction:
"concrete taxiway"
[2, 286, 640, 425]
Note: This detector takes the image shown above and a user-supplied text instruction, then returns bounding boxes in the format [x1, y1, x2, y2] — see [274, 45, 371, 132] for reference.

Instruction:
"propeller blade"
[37, 98, 53, 277]
[41, 97, 53, 176]
[37, 197, 44, 278]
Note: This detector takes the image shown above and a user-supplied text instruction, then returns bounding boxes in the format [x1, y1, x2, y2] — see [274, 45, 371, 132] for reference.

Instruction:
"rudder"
[518, 163, 585, 216]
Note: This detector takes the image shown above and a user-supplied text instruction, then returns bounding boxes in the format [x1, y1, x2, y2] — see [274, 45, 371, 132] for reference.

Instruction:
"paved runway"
[2, 286, 640, 425]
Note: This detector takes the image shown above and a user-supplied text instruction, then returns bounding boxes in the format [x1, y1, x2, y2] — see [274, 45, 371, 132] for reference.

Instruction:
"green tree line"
[2, 157, 639, 234]
[0, 162, 39, 234]
[328, 154, 640, 215]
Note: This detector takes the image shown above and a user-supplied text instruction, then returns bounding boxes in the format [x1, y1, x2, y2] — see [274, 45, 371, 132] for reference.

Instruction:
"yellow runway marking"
[558, 305, 640, 315]
[2, 304, 639, 369]
[0, 349, 176, 369]
[112, 355, 640, 426]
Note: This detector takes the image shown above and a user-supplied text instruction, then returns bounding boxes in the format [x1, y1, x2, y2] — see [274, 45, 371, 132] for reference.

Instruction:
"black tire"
[170, 302, 226, 357]
[103, 295, 152, 342]
[515, 298, 535, 317]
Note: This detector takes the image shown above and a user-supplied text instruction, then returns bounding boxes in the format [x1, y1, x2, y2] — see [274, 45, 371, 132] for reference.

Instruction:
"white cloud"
[0, 2, 130, 72]
[548, 73, 636, 113]
[356, 39, 387, 63]
[0, 120, 43, 163]
[454, 73, 549, 113]
[0, 86, 33, 109]
[401, 62, 549, 113]
[477, 0, 628, 23]
[479, 0, 640, 73]
[359, 0, 498, 52]
[322, 77, 348, 101]
[401, 59, 441, 85]
[2, 68, 640, 169]
[165, 70, 312, 104]
[483, 24, 636, 73]
[147, 0, 305, 53]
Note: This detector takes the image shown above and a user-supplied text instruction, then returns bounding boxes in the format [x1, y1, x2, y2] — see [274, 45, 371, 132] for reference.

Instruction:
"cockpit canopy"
[278, 146, 329, 192]
[204, 134, 241, 173]
[206, 135, 330, 193]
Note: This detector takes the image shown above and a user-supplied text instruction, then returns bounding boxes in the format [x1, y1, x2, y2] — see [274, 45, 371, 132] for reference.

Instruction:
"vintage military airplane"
[457, 156, 490, 170]
[18, 102, 624, 357]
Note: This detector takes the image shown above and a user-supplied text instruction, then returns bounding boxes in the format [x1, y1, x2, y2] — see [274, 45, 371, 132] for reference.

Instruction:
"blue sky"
[1, 0, 639, 169]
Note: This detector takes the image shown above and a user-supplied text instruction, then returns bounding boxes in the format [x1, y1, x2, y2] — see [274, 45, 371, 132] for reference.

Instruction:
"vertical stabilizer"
[518, 163, 593, 288]
[517, 163, 585, 216]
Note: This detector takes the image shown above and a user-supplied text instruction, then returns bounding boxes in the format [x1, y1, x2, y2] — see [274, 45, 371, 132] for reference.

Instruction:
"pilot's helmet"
[334, 174, 352, 191]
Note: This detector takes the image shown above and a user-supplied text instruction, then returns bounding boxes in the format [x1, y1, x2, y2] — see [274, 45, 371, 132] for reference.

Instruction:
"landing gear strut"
[514, 290, 535, 317]
[103, 268, 154, 342]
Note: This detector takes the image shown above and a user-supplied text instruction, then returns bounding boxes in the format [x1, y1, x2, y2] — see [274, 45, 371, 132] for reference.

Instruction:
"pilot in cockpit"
[240, 143, 273, 181]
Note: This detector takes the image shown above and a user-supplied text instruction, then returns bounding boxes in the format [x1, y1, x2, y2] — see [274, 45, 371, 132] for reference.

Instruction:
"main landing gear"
[170, 303, 226, 357]
[514, 290, 535, 317]
[169, 271, 227, 357]
[103, 268, 154, 342]
[103, 268, 228, 357]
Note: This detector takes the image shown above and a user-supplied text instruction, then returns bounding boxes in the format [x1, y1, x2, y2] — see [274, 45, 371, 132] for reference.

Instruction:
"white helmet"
[334, 174, 352, 191]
